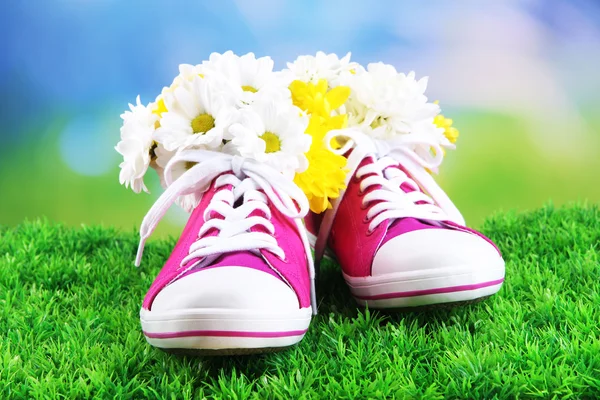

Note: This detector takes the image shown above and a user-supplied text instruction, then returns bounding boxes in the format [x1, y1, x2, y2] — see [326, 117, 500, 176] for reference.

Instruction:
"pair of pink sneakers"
[135, 136, 505, 355]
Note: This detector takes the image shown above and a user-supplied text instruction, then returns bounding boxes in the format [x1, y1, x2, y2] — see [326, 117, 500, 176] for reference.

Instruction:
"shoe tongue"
[181, 251, 281, 281]
[363, 156, 420, 194]
[383, 217, 442, 246]
[366, 156, 443, 234]
[210, 252, 267, 270]
[390, 162, 421, 194]
[400, 181, 418, 193]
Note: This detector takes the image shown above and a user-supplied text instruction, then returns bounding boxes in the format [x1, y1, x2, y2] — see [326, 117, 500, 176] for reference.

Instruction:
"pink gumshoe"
[309, 131, 505, 309]
[135, 150, 315, 354]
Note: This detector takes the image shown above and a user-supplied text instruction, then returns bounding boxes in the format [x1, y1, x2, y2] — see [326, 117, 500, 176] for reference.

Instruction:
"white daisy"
[281, 51, 361, 87]
[177, 63, 205, 82]
[345, 62, 440, 140]
[154, 75, 238, 152]
[200, 51, 288, 104]
[153, 63, 209, 114]
[115, 96, 158, 193]
[224, 99, 311, 177]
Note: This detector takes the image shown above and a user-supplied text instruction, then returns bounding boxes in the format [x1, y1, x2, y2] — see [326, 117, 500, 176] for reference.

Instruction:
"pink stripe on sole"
[144, 328, 308, 339]
[354, 278, 505, 301]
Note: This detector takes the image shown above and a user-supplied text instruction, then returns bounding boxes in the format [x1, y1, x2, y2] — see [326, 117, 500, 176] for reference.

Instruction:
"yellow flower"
[289, 79, 350, 118]
[289, 80, 352, 213]
[432, 101, 459, 144]
[294, 115, 348, 213]
[434, 114, 459, 144]
[295, 146, 348, 213]
[152, 86, 174, 128]
[153, 97, 167, 117]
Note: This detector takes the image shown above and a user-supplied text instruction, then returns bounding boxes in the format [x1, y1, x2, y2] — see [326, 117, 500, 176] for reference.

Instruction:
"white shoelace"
[314, 128, 466, 265]
[135, 149, 317, 314]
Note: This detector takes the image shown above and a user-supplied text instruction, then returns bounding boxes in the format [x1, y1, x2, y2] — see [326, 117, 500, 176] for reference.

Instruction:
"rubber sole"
[140, 307, 312, 354]
[163, 345, 294, 356]
[373, 295, 492, 313]
[344, 262, 505, 309]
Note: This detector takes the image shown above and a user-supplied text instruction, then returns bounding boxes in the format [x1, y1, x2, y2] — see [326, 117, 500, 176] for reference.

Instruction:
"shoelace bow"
[314, 128, 466, 265]
[135, 150, 317, 314]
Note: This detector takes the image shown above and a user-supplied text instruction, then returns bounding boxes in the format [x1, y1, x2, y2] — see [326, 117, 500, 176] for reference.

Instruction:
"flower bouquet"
[116, 51, 458, 214]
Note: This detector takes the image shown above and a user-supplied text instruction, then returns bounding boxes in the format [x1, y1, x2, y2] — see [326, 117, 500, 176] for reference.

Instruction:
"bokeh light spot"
[59, 115, 118, 176]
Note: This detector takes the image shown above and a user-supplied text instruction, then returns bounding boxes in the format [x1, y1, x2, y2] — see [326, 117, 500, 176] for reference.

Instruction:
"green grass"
[1, 204, 599, 399]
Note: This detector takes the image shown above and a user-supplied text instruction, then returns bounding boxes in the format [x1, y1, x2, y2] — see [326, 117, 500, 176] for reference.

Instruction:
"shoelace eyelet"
[362, 214, 370, 224]
[365, 228, 375, 236]
[360, 201, 369, 210]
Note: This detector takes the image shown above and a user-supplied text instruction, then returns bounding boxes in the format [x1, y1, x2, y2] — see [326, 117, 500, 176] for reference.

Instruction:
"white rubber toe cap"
[151, 266, 299, 312]
[372, 228, 502, 276]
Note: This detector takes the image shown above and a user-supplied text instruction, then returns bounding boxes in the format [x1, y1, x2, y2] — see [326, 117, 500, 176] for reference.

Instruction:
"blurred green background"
[2, 1, 599, 237]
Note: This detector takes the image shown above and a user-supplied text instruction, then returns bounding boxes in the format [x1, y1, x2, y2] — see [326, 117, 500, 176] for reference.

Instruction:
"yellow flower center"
[242, 85, 257, 93]
[191, 113, 215, 134]
[370, 116, 387, 129]
[260, 131, 281, 153]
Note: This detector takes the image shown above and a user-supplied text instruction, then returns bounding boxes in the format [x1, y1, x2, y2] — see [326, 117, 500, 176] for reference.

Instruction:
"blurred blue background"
[1, 0, 599, 236]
